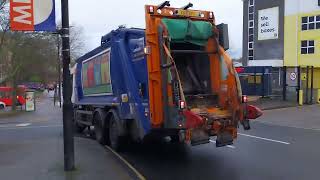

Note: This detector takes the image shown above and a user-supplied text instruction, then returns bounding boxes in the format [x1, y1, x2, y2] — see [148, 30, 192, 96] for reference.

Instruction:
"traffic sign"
[290, 72, 297, 81]
[10, 0, 56, 31]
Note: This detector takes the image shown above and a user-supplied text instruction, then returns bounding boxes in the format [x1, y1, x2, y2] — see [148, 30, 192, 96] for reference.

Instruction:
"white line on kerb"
[209, 140, 236, 149]
[104, 145, 146, 180]
[238, 133, 290, 145]
[16, 123, 31, 127]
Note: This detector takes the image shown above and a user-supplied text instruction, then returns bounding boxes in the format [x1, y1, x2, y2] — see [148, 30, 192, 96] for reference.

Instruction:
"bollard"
[317, 89, 320, 104]
[299, 90, 303, 106]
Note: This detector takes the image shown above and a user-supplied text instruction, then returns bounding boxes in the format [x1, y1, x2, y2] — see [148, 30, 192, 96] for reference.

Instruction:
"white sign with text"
[258, 7, 279, 40]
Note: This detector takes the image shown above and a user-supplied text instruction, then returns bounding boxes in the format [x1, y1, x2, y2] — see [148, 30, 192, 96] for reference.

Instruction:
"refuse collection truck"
[72, 2, 262, 150]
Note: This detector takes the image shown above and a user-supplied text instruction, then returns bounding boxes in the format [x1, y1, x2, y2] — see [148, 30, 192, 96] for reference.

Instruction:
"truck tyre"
[73, 110, 86, 133]
[94, 109, 108, 145]
[0, 104, 4, 110]
[109, 111, 124, 151]
[170, 135, 180, 143]
[74, 122, 86, 133]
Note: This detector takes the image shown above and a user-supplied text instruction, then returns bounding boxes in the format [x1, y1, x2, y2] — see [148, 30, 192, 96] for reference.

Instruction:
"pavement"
[0, 96, 136, 180]
[249, 96, 298, 110]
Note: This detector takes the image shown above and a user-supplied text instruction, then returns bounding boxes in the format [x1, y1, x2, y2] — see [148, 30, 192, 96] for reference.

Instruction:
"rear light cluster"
[242, 95, 248, 103]
[179, 100, 186, 109]
[149, 6, 154, 13]
[209, 12, 214, 19]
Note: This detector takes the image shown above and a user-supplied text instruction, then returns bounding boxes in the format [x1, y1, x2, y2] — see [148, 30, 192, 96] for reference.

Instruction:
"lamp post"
[61, 0, 75, 171]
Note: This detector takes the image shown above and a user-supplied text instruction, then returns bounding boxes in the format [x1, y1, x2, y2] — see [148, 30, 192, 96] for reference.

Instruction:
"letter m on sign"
[10, 0, 34, 31]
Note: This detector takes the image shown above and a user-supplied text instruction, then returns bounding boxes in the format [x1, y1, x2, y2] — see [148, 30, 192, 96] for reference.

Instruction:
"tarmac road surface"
[118, 105, 320, 180]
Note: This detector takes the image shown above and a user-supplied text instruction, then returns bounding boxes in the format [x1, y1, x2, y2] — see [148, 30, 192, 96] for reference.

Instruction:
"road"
[1, 96, 319, 180]
[118, 105, 320, 180]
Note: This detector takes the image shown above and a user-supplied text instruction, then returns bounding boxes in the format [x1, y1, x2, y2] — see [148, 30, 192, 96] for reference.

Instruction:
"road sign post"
[61, 0, 75, 171]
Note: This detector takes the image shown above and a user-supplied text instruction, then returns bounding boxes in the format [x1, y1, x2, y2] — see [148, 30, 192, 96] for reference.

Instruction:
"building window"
[302, 16, 308, 30]
[249, 35, 254, 42]
[309, 16, 315, 29]
[249, 0, 254, 6]
[249, 50, 254, 56]
[302, 15, 320, 30]
[247, 0, 255, 62]
[249, 27, 254, 35]
[249, 13, 254, 21]
[248, 42, 253, 49]
[249, 20, 254, 28]
[316, 15, 320, 29]
[249, 6, 254, 13]
[301, 40, 315, 54]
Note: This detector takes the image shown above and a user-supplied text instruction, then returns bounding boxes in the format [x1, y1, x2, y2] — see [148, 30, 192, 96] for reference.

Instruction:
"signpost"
[25, 91, 35, 111]
[286, 68, 298, 87]
[10, 0, 56, 31]
[290, 72, 297, 81]
[60, 0, 75, 171]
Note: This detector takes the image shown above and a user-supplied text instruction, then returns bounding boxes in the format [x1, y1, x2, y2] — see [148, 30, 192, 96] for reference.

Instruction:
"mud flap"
[190, 129, 210, 146]
[241, 119, 251, 130]
[216, 131, 233, 147]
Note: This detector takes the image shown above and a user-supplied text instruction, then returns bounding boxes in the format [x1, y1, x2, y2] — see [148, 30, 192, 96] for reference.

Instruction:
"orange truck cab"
[144, 2, 261, 146]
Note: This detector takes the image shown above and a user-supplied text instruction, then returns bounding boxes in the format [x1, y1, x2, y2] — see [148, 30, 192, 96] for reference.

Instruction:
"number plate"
[176, 9, 200, 17]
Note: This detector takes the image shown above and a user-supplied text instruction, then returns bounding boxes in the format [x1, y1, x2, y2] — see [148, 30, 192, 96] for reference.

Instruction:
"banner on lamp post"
[10, 0, 56, 31]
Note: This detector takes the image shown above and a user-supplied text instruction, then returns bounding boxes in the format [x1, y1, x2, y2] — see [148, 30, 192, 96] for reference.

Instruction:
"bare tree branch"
[0, 0, 9, 49]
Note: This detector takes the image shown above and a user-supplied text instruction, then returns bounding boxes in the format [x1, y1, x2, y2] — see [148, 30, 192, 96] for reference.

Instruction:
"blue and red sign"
[10, 0, 56, 31]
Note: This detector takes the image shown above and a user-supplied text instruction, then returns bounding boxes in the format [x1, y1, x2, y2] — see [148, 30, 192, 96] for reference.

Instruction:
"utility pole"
[61, 0, 75, 171]
[57, 34, 62, 108]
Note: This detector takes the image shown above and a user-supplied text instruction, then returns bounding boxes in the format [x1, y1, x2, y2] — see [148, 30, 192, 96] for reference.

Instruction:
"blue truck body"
[74, 28, 151, 136]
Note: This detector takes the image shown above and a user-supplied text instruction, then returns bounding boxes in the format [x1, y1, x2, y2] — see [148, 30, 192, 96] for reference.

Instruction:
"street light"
[60, 0, 75, 171]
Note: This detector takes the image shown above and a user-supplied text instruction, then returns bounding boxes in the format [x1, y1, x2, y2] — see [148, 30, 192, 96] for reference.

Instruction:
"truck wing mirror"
[217, 23, 229, 51]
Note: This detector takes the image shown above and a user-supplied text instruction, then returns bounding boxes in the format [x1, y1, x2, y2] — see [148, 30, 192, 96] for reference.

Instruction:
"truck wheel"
[94, 110, 107, 145]
[170, 135, 180, 143]
[109, 113, 124, 151]
[73, 110, 86, 133]
[74, 122, 86, 133]
[0, 104, 4, 110]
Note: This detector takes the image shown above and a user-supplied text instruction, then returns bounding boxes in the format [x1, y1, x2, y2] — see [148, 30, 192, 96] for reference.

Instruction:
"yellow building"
[284, 0, 320, 91]
[242, 0, 320, 103]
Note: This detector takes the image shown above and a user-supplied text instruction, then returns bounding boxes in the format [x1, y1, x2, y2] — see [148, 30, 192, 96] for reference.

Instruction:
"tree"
[0, 0, 9, 49]
[0, 2, 86, 110]
[69, 24, 86, 61]
[0, 31, 59, 109]
[56, 22, 87, 61]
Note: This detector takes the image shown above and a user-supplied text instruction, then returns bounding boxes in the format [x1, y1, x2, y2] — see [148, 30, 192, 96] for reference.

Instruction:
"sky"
[56, 0, 243, 58]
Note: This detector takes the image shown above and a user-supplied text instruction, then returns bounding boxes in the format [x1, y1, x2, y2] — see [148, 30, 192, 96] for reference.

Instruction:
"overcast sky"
[56, 0, 243, 58]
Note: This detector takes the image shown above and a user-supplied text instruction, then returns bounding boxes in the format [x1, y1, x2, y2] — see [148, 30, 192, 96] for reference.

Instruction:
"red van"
[0, 86, 26, 106]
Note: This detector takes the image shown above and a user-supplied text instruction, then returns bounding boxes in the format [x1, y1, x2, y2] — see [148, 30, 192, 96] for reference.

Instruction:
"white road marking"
[209, 140, 236, 149]
[238, 133, 290, 145]
[0, 125, 62, 130]
[104, 145, 146, 180]
[16, 123, 31, 127]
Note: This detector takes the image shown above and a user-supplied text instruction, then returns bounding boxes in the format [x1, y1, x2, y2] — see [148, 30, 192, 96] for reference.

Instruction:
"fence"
[237, 66, 320, 105]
